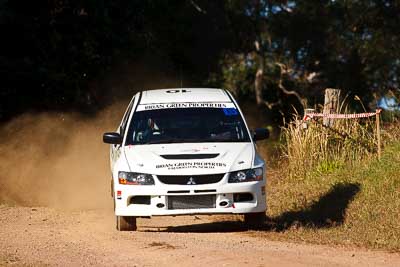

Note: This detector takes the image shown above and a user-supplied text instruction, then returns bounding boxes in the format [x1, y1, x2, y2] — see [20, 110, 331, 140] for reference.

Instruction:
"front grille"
[157, 174, 224, 185]
[168, 195, 216, 210]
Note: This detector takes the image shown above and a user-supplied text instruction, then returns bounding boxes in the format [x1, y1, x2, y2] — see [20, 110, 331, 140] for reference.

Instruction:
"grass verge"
[262, 141, 400, 251]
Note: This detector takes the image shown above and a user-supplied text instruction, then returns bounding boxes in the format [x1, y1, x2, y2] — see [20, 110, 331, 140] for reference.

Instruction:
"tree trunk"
[254, 40, 264, 105]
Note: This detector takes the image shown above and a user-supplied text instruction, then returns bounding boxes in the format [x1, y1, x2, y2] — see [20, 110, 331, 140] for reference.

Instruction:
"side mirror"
[103, 132, 122, 145]
[252, 128, 269, 141]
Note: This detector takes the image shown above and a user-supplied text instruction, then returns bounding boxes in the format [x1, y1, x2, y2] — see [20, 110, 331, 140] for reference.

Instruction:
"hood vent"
[160, 153, 219, 160]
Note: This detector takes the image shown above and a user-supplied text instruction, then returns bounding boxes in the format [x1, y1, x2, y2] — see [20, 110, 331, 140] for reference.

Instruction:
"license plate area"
[167, 195, 216, 210]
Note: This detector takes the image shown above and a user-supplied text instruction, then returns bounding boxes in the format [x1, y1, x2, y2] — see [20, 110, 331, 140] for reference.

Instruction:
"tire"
[244, 212, 266, 229]
[116, 216, 137, 231]
[111, 179, 114, 198]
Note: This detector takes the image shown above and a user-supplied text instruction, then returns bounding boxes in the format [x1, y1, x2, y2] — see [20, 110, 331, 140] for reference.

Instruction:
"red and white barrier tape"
[303, 109, 381, 121]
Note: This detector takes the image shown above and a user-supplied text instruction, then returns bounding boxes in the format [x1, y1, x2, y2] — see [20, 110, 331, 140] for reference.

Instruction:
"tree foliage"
[0, 0, 237, 120]
[1, 0, 399, 121]
[214, 0, 400, 115]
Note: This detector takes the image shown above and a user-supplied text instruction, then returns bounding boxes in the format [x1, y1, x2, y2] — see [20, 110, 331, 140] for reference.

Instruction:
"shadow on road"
[271, 182, 360, 231]
[142, 220, 246, 233]
[142, 182, 360, 233]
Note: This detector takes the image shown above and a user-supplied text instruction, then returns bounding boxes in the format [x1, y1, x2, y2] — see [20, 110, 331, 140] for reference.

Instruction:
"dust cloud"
[0, 103, 126, 209]
[0, 101, 270, 210]
[0, 58, 186, 209]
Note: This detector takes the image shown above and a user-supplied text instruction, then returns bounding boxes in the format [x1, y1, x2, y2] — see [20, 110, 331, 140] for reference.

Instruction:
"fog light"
[219, 201, 228, 207]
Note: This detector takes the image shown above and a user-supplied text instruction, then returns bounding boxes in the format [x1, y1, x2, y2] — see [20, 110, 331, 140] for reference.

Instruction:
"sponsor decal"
[223, 108, 238, 116]
[137, 102, 236, 111]
[156, 161, 227, 170]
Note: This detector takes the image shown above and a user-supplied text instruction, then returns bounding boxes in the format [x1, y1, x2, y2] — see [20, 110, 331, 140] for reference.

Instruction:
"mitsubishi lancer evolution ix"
[103, 88, 269, 231]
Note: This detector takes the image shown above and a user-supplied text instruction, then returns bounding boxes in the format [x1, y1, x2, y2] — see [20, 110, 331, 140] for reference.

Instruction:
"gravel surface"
[0, 205, 399, 267]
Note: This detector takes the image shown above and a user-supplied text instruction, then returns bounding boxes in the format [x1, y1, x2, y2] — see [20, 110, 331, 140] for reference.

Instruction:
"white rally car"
[103, 88, 269, 231]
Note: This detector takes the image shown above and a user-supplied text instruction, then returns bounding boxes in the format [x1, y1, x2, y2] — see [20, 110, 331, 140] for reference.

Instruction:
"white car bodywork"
[108, 88, 267, 218]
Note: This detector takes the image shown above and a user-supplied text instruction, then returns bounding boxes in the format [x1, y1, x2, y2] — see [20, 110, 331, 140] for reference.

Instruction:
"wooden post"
[323, 88, 341, 127]
[376, 109, 382, 160]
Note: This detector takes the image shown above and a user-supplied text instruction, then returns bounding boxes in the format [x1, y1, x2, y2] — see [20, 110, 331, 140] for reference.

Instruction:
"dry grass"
[281, 113, 378, 179]
[262, 140, 400, 251]
[257, 114, 400, 251]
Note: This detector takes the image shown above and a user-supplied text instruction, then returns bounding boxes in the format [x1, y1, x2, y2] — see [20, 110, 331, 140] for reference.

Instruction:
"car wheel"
[244, 212, 266, 229]
[116, 216, 137, 231]
[111, 179, 114, 198]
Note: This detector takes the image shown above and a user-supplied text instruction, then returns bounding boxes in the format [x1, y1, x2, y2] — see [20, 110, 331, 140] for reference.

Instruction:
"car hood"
[123, 142, 254, 175]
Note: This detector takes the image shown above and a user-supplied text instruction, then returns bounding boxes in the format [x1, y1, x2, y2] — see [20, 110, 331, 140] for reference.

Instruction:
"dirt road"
[0, 109, 399, 266]
[0, 205, 399, 267]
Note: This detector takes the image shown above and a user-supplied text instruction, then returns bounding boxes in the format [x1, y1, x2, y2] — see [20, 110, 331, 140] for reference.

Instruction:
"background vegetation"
[1, 0, 400, 122]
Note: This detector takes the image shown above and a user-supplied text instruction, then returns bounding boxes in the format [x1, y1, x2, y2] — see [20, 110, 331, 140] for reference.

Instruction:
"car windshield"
[125, 107, 251, 145]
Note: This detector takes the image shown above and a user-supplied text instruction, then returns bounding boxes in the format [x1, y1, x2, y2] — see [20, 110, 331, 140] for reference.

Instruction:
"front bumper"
[114, 180, 266, 217]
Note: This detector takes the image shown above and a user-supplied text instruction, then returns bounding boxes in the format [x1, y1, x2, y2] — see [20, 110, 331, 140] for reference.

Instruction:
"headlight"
[118, 171, 154, 185]
[228, 168, 263, 183]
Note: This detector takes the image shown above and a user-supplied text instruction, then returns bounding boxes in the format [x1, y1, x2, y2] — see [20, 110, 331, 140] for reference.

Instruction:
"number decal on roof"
[166, 89, 191, 93]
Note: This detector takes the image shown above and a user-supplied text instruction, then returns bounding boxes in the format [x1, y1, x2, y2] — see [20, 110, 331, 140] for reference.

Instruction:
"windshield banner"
[137, 102, 236, 111]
